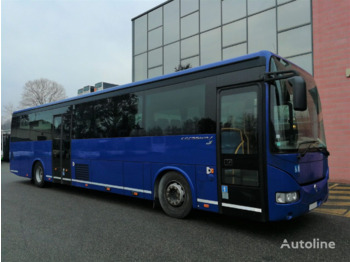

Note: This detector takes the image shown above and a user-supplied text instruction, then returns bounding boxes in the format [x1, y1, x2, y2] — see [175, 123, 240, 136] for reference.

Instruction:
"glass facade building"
[132, 0, 313, 82]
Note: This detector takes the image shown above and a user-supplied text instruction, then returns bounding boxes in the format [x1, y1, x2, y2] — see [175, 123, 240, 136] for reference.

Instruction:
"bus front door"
[218, 85, 266, 220]
[52, 114, 72, 184]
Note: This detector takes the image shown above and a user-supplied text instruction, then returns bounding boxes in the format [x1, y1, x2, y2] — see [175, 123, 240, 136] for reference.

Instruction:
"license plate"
[309, 201, 318, 211]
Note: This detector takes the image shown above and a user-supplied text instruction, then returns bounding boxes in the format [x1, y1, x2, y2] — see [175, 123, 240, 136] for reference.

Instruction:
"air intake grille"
[75, 164, 89, 181]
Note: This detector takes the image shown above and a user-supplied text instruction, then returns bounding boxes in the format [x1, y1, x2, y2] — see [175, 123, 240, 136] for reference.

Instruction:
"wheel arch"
[153, 166, 196, 208]
[31, 158, 46, 180]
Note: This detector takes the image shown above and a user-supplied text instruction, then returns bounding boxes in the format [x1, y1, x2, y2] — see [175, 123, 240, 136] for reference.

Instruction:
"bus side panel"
[10, 141, 33, 178]
[71, 135, 215, 166]
[196, 165, 219, 213]
[33, 141, 52, 181]
[124, 161, 144, 197]
[71, 135, 217, 203]
[10, 141, 52, 179]
[90, 160, 123, 194]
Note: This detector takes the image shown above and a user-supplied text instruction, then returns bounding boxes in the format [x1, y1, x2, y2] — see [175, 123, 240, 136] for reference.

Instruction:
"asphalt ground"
[2, 162, 350, 261]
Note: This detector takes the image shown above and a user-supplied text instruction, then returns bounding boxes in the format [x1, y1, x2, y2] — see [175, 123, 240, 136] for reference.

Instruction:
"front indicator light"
[276, 192, 299, 204]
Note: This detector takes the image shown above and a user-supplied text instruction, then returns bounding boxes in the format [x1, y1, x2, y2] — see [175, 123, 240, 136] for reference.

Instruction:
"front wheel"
[33, 162, 45, 188]
[158, 172, 192, 218]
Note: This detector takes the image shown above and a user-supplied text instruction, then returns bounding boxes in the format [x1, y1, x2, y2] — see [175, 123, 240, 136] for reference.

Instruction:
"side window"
[74, 101, 95, 139]
[10, 113, 39, 142]
[10, 116, 20, 142]
[18, 114, 30, 141]
[109, 94, 143, 137]
[32, 111, 53, 141]
[144, 83, 207, 136]
[220, 88, 258, 155]
[94, 98, 115, 138]
[74, 93, 143, 139]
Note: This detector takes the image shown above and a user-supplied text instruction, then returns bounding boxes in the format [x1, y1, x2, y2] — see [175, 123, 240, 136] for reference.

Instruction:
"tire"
[158, 172, 192, 219]
[33, 162, 45, 188]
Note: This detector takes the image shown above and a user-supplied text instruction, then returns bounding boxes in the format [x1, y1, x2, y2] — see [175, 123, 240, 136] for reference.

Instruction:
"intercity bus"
[10, 51, 329, 221]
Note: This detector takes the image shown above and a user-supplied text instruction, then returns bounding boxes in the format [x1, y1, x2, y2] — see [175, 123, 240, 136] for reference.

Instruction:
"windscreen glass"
[269, 56, 326, 153]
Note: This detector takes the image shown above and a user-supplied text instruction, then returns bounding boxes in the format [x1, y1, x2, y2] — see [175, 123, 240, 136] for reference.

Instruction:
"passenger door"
[218, 85, 265, 220]
[52, 114, 72, 184]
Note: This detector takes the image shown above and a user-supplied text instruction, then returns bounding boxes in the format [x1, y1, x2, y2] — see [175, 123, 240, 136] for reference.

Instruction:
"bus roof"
[14, 50, 273, 114]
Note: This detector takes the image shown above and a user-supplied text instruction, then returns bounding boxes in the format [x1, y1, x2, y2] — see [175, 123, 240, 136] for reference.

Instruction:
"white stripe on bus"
[222, 202, 262, 213]
[197, 198, 218, 205]
[71, 179, 152, 194]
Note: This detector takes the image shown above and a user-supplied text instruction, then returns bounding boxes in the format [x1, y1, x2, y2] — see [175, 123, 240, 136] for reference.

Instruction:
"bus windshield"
[269, 56, 327, 153]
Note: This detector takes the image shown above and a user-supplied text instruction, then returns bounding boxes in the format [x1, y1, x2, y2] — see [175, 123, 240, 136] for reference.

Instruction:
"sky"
[1, 0, 165, 112]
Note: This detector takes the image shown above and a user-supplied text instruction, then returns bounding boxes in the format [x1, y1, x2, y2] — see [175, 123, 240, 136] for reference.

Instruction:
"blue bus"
[10, 51, 329, 221]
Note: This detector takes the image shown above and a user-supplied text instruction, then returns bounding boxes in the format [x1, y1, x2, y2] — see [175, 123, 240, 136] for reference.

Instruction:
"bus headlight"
[276, 192, 299, 204]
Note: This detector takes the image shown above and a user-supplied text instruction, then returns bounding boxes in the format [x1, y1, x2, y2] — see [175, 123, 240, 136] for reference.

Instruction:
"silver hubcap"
[36, 166, 43, 183]
[166, 181, 185, 207]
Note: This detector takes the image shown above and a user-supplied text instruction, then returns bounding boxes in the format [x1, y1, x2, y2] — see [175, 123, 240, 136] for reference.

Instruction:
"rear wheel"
[159, 172, 192, 218]
[33, 162, 45, 188]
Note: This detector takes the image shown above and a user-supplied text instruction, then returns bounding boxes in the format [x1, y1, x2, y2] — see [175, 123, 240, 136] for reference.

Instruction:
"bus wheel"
[159, 172, 192, 218]
[33, 162, 45, 188]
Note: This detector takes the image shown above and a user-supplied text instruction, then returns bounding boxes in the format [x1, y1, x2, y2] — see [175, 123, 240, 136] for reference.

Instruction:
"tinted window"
[73, 94, 143, 139]
[148, 48, 163, 68]
[200, 27, 221, 65]
[14, 115, 30, 141]
[32, 111, 53, 141]
[134, 53, 148, 81]
[248, 0, 275, 15]
[181, 0, 198, 17]
[222, 0, 246, 24]
[181, 35, 199, 59]
[11, 114, 32, 142]
[223, 19, 247, 47]
[74, 101, 95, 139]
[144, 82, 214, 136]
[200, 0, 221, 32]
[248, 9, 276, 53]
[164, 42, 180, 74]
[223, 43, 247, 60]
[164, 0, 180, 44]
[133, 15, 147, 55]
[148, 7, 162, 30]
[11, 109, 61, 142]
[278, 25, 312, 57]
[181, 12, 199, 38]
[277, 1, 311, 31]
[10, 116, 20, 142]
[220, 87, 258, 155]
[148, 27, 163, 50]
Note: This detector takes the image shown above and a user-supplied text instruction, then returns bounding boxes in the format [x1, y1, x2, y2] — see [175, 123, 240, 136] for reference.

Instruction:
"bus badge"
[206, 167, 214, 175]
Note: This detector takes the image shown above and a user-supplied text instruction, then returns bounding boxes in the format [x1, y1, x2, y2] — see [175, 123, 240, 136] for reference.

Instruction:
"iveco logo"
[314, 184, 318, 192]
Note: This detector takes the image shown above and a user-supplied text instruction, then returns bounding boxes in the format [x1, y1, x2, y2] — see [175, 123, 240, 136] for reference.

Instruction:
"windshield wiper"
[316, 147, 330, 157]
[298, 140, 329, 159]
[298, 140, 318, 159]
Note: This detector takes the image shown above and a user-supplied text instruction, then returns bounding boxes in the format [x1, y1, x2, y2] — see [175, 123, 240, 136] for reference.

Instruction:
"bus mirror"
[288, 76, 307, 111]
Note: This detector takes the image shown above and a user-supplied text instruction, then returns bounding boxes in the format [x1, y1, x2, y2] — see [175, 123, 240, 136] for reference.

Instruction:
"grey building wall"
[132, 0, 312, 82]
